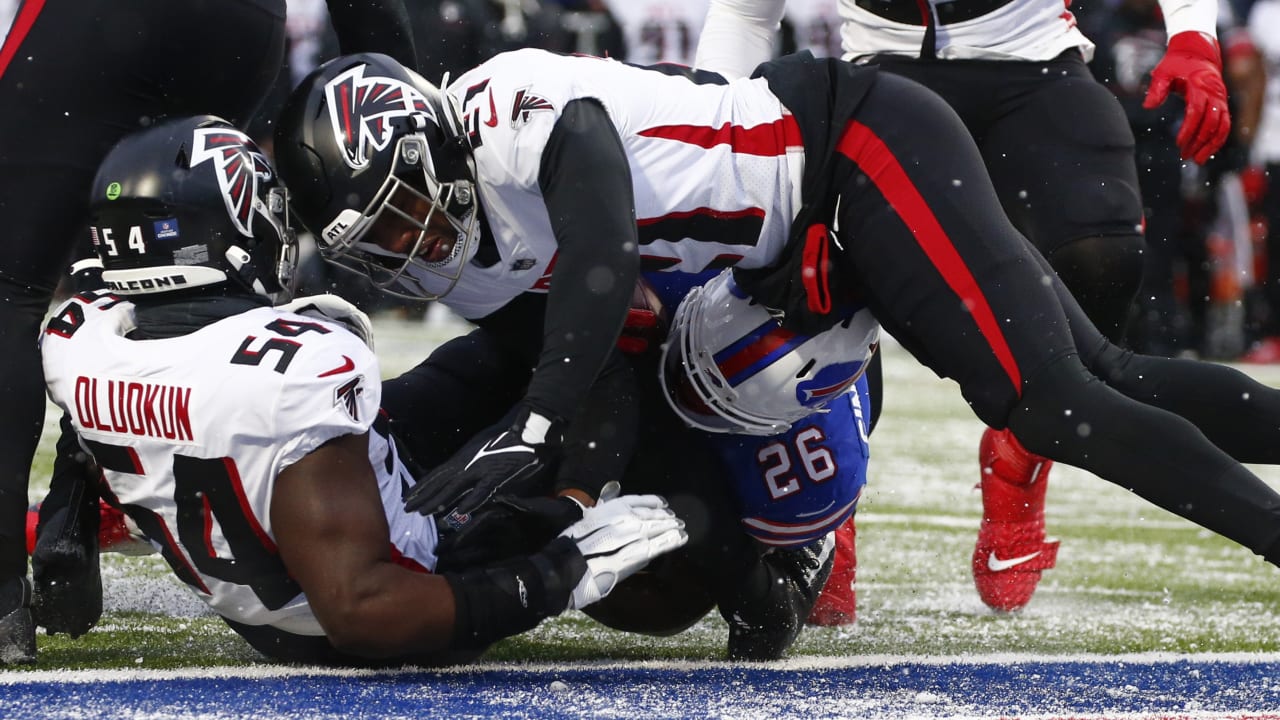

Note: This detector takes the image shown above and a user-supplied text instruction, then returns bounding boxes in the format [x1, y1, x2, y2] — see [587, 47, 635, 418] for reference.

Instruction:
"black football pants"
[830, 72, 1280, 562]
[0, 0, 286, 579]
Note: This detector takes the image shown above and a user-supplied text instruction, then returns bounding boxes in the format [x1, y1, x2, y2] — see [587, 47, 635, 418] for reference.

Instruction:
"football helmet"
[273, 52, 479, 302]
[89, 115, 296, 299]
[660, 269, 880, 436]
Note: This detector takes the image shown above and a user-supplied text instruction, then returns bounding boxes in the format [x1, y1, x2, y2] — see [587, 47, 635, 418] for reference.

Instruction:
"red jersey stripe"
[636, 206, 765, 225]
[834, 120, 1023, 393]
[0, 0, 46, 80]
[638, 115, 803, 156]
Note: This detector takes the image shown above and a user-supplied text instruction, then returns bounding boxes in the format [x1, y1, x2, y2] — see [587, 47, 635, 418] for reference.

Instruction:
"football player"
[271, 49, 1280, 597]
[692, 0, 1232, 612]
[38, 116, 686, 666]
[0, 0, 419, 664]
[648, 268, 875, 627]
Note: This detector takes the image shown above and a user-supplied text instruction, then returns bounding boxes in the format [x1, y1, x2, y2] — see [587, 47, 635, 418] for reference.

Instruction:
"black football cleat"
[30, 415, 103, 638]
[0, 576, 36, 664]
[724, 536, 834, 661]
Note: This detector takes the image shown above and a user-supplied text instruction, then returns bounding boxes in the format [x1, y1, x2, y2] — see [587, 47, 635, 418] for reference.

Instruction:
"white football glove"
[560, 488, 687, 610]
[277, 293, 375, 350]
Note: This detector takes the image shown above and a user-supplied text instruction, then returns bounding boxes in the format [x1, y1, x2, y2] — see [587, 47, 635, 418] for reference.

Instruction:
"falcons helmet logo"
[189, 128, 274, 238]
[323, 64, 434, 172]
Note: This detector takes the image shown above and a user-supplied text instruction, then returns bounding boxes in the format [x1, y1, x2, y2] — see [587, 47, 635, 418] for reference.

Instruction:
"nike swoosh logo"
[318, 355, 355, 378]
[484, 89, 498, 128]
[987, 550, 1041, 572]
[463, 432, 534, 472]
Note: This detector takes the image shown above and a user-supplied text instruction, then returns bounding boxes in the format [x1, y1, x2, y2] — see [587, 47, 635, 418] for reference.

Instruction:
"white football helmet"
[660, 269, 880, 436]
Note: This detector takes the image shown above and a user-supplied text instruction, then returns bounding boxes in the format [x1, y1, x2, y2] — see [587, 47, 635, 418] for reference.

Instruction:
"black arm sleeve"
[524, 98, 639, 423]
[324, 0, 417, 69]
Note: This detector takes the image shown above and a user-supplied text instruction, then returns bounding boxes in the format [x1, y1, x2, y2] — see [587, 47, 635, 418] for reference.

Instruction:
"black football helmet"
[273, 52, 479, 302]
[88, 115, 296, 299]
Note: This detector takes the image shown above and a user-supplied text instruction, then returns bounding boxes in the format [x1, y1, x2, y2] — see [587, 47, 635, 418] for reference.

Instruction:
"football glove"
[561, 487, 688, 610]
[404, 405, 563, 529]
[277, 293, 375, 350]
[434, 489, 595, 573]
[1143, 31, 1231, 164]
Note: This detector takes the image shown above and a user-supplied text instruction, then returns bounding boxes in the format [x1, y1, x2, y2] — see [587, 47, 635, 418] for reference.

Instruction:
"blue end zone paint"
[5, 657, 1280, 718]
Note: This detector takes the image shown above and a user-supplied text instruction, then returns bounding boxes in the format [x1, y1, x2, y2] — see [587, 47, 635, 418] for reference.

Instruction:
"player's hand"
[1143, 31, 1232, 164]
[277, 293, 375, 350]
[403, 405, 563, 528]
[560, 487, 688, 610]
[433, 491, 593, 573]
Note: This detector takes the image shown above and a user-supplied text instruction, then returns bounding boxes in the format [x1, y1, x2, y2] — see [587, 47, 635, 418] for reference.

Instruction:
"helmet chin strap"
[225, 246, 269, 296]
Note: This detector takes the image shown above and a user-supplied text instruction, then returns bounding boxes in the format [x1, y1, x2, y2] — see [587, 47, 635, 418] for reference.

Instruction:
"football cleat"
[806, 516, 856, 627]
[31, 496, 103, 638]
[726, 535, 834, 660]
[973, 427, 1059, 612]
[0, 576, 36, 664]
[27, 501, 151, 558]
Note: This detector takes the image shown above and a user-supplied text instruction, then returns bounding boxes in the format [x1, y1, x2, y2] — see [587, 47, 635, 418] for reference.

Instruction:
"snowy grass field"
[7, 313, 1280, 718]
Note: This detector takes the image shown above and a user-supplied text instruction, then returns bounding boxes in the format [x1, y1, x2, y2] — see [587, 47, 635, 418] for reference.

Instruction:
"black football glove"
[404, 405, 564, 529]
[434, 492, 592, 573]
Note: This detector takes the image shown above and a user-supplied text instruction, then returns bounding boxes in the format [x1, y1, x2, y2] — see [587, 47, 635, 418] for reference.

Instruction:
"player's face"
[365, 186, 458, 264]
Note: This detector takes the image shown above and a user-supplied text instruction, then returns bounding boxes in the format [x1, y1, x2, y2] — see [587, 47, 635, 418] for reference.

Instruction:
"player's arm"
[525, 97, 638, 426]
[323, 0, 417, 69]
[273, 432, 459, 657]
[272, 432, 686, 659]
[401, 98, 642, 526]
[694, 0, 787, 80]
[1147, 0, 1232, 162]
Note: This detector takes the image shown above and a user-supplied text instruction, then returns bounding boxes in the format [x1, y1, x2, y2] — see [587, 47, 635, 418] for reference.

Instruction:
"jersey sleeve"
[269, 315, 383, 472]
[1158, 0, 1221, 38]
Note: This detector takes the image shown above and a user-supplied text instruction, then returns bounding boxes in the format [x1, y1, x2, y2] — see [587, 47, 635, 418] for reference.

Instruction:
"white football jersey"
[601, 0, 710, 66]
[442, 50, 805, 319]
[41, 292, 439, 637]
[836, 0, 1094, 61]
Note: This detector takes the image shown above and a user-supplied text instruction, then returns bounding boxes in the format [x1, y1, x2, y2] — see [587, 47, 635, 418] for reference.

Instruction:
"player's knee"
[582, 553, 715, 636]
[1048, 233, 1145, 342]
[1048, 233, 1145, 304]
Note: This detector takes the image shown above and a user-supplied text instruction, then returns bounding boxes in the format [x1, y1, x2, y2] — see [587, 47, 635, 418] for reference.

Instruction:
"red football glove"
[1143, 31, 1232, 165]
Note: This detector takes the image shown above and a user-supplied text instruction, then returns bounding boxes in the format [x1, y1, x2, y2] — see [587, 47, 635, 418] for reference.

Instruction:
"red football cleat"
[973, 427, 1058, 612]
[807, 515, 856, 626]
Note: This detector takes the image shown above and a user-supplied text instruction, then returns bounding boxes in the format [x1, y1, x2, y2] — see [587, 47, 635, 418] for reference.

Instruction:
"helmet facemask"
[319, 131, 479, 301]
[283, 56, 482, 303]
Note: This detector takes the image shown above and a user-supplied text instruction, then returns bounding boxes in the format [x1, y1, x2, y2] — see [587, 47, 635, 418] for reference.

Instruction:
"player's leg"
[973, 56, 1146, 610]
[0, 0, 108, 663]
[833, 71, 1280, 565]
[0, 0, 286, 660]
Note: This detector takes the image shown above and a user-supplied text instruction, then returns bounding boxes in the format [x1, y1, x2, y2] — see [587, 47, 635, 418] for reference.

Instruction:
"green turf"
[13, 316, 1280, 669]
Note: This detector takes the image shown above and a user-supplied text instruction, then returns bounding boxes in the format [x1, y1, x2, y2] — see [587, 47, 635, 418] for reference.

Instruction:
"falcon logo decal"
[324, 64, 434, 171]
[795, 361, 864, 407]
[189, 128, 273, 238]
[510, 87, 554, 128]
[334, 375, 365, 422]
